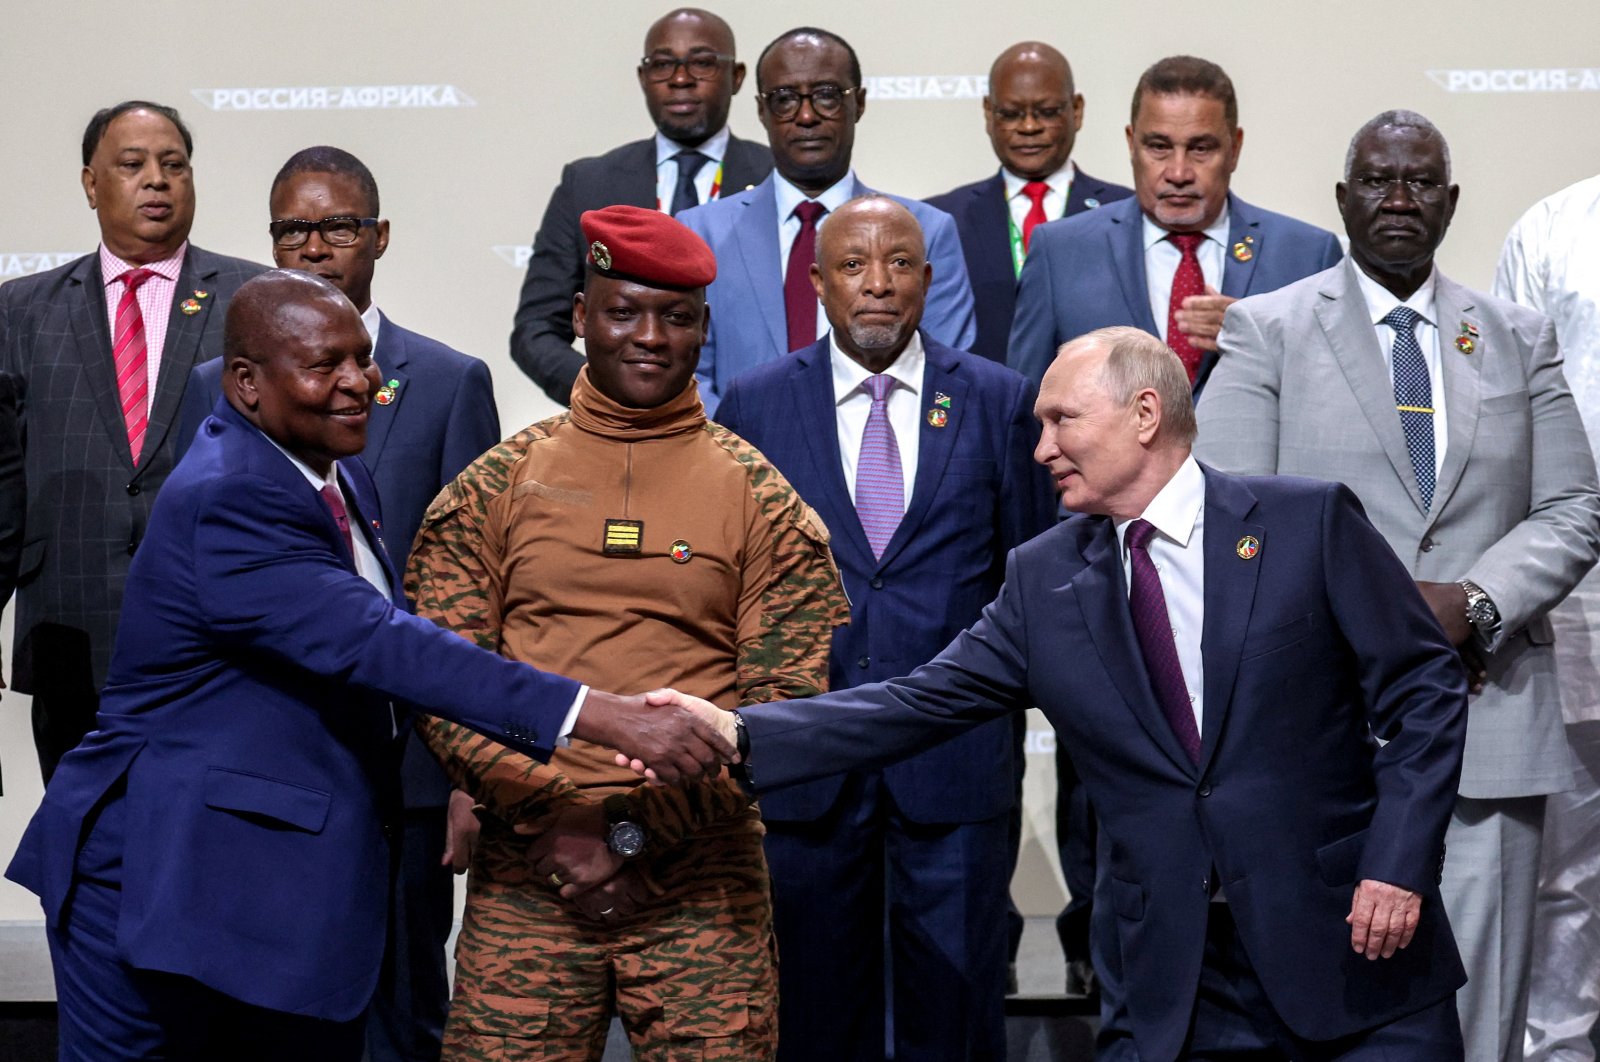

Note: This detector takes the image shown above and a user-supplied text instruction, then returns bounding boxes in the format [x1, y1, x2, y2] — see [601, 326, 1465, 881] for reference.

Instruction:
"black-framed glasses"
[269, 216, 379, 249]
[990, 103, 1072, 127]
[757, 84, 857, 121]
[1348, 175, 1448, 200]
[639, 53, 732, 82]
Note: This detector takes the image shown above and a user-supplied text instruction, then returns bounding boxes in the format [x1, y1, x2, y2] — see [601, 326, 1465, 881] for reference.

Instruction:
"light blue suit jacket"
[679, 173, 977, 415]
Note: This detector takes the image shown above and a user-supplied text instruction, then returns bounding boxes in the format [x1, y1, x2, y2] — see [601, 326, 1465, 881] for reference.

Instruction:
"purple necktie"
[855, 374, 904, 559]
[1125, 518, 1201, 764]
[785, 200, 827, 351]
[320, 484, 355, 557]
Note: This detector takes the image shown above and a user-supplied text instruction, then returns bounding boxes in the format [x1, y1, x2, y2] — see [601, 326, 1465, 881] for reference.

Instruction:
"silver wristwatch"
[1457, 579, 1500, 637]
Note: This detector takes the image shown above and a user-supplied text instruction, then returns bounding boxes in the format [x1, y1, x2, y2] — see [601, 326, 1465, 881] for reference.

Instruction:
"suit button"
[857, 655, 870, 669]
[1420, 536, 1435, 552]
[126, 539, 138, 556]
[1198, 783, 1213, 797]
[126, 483, 140, 496]
[870, 577, 884, 590]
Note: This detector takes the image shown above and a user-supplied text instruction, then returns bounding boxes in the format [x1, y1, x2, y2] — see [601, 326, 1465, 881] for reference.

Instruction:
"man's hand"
[1346, 879, 1422, 959]
[1458, 642, 1488, 695]
[569, 865, 662, 923]
[1415, 580, 1472, 646]
[1173, 286, 1237, 352]
[572, 689, 737, 786]
[611, 689, 737, 782]
[516, 803, 621, 897]
[441, 789, 481, 874]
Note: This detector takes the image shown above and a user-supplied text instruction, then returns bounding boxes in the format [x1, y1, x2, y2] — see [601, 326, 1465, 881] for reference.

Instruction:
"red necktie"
[320, 484, 355, 557]
[1166, 233, 1205, 383]
[112, 267, 156, 464]
[1021, 180, 1050, 252]
[785, 200, 827, 352]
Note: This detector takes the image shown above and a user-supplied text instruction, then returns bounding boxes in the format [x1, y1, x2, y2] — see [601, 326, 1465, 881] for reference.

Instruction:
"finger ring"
[548, 872, 564, 888]
[600, 906, 616, 916]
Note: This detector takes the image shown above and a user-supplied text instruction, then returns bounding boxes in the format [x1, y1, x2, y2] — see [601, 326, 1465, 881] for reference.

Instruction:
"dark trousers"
[31, 688, 100, 784]
[1006, 712, 1027, 963]
[365, 806, 454, 1062]
[764, 771, 1011, 1062]
[1100, 904, 1464, 1061]
[52, 787, 366, 1061]
[1055, 743, 1097, 963]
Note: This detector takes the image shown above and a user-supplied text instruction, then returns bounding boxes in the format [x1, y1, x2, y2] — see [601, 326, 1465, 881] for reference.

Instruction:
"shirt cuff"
[556, 685, 589, 747]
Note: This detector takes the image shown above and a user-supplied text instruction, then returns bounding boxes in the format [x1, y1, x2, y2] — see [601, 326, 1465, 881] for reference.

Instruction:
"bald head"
[223, 270, 380, 475]
[984, 41, 1083, 181]
[817, 195, 924, 263]
[645, 8, 734, 52]
[639, 8, 744, 145]
[811, 195, 930, 371]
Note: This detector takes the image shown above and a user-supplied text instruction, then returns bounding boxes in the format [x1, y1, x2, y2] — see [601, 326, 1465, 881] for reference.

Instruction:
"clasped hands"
[515, 804, 661, 923]
[570, 688, 736, 786]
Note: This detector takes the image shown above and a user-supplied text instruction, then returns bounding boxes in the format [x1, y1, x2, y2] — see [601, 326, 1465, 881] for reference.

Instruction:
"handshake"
[570, 687, 740, 786]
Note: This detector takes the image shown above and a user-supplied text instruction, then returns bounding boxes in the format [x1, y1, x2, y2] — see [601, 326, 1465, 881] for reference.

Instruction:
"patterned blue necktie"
[1384, 305, 1435, 510]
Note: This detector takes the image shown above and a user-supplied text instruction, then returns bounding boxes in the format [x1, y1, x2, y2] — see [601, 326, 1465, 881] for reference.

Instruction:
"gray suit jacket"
[0, 245, 266, 696]
[1195, 258, 1600, 798]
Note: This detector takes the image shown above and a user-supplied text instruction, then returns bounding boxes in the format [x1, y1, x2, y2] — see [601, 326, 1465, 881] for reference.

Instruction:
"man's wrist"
[1457, 580, 1501, 643]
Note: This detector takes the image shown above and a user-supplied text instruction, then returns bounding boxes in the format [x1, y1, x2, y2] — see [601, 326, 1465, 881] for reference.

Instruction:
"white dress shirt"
[1002, 160, 1076, 233]
[1142, 208, 1230, 343]
[776, 171, 860, 344]
[1353, 264, 1448, 477]
[99, 242, 188, 402]
[1113, 455, 1207, 737]
[360, 302, 382, 350]
[655, 126, 732, 214]
[830, 331, 924, 504]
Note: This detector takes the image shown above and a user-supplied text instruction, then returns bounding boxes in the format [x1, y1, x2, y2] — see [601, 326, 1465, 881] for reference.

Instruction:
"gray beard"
[847, 319, 909, 354]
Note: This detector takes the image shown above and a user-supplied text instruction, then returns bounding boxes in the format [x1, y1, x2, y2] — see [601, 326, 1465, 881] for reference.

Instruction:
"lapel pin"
[927, 408, 948, 428]
[1232, 241, 1253, 262]
[1454, 335, 1475, 355]
[1235, 535, 1260, 560]
[374, 378, 400, 405]
[934, 392, 952, 409]
[670, 540, 694, 563]
[1084, 197, 1101, 209]
[1244, 235, 1255, 244]
[179, 298, 202, 315]
[590, 240, 612, 270]
[193, 289, 210, 299]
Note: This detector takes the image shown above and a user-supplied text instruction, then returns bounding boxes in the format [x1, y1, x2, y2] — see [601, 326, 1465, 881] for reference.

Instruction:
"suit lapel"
[1428, 275, 1483, 521]
[973, 173, 1016, 283]
[337, 462, 403, 597]
[1071, 522, 1198, 775]
[621, 140, 658, 208]
[1196, 468, 1264, 775]
[362, 313, 409, 474]
[874, 342, 964, 570]
[731, 178, 788, 355]
[142, 248, 219, 477]
[1317, 262, 1428, 515]
[1219, 195, 1262, 299]
[795, 343, 875, 567]
[66, 255, 135, 470]
[721, 136, 770, 196]
[1108, 203, 1160, 334]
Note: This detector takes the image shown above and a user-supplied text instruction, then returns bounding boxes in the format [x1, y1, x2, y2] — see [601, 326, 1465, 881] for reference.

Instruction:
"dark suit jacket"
[717, 334, 1056, 821]
[0, 372, 22, 703]
[1008, 193, 1343, 393]
[178, 312, 503, 807]
[926, 166, 1133, 363]
[0, 246, 265, 697]
[509, 133, 773, 404]
[741, 467, 1468, 1061]
[6, 398, 578, 1022]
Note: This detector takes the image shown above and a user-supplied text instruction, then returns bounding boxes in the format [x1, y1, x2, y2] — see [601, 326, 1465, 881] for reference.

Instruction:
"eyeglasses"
[1348, 175, 1448, 200]
[990, 103, 1072, 127]
[269, 216, 379, 249]
[757, 85, 857, 121]
[639, 53, 732, 82]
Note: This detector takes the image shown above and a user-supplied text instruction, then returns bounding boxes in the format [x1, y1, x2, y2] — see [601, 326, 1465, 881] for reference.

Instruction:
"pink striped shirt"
[100, 242, 188, 399]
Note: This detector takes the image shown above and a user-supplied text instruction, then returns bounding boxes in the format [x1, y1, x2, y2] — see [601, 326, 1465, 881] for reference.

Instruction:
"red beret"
[580, 204, 717, 290]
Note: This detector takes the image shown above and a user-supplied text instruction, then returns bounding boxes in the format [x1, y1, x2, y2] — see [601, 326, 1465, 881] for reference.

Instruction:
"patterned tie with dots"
[1383, 305, 1435, 510]
[1165, 232, 1206, 383]
[854, 373, 904, 560]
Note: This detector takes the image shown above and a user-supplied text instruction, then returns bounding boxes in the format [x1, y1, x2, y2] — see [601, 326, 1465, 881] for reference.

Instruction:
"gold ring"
[548, 872, 563, 888]
[600, 906, 616, 916]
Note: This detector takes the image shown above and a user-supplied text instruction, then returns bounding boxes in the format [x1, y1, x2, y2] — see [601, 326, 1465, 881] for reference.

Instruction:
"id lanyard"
[657, 161, 725, 213]
[1007, 209, 1026, 278]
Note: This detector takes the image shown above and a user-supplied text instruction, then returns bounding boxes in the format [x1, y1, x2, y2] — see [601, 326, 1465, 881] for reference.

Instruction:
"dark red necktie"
[1021, 180, 1050, 252]
[1166, 232, 1205, 383]
[1126, 518, 1201, 764]
[785, 200, 827, 352]
[112, 267, 156, 464]
[320, 484, 355, 557]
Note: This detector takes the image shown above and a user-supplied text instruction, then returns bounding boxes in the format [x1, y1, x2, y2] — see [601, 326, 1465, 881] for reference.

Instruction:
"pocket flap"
[666, 989, 750, 1038]
[1110, 875, 1145, 921]
[454, 992, 551, 1037]
[1314, 827, 1369, 886]
[203, 768, 331, 834]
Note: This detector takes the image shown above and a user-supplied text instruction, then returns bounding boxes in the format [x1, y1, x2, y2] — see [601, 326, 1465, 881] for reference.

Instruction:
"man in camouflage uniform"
[406, 204, 847, 1060]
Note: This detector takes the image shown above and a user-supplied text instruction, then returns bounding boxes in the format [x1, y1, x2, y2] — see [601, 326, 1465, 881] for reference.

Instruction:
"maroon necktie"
[785, 200, 827, 351]
[1125, 518, 1201, 764]
[320, 484, 355, 557]
[1165, 232, 1205, 384]
[112, 267, 156, 464]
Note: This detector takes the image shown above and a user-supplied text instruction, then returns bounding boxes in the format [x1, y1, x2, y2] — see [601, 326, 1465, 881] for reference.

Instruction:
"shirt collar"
[654, 126, 731, 167]
[774, 169, 858, 224]
[99, 241, 187, 285]
[1352, 261, 1438, 329]
[360, 302, 382, 351]
[1001, 159, 1075, 201]
[1114, 454, 1205, 551]
[1141, 205, 1232, 253]
[829, 330, 926, 406]
[260, 429, 340, 493]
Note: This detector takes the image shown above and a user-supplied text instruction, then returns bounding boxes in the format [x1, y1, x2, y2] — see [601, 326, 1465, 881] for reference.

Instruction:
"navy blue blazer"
[741, 468, 1468, 1060]
[679, 173, 977, 416]
[6, 399, 576, 1022]
[1008, 193, 1343, 392]
[926, 166, 1133, 364]
[716, 334, 1056, 822]
[178, 313, 502, 807]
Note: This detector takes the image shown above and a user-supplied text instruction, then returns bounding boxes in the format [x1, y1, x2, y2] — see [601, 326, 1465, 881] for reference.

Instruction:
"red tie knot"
[793, 200, 827, 227]
[120, 267, 156, 292]
[1126, 517, 1158, 551]
[1168, 232, 1204, 257]
[1022, 180, 1050, 206]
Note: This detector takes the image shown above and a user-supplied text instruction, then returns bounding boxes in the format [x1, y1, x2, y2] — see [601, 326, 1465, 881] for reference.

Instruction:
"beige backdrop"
[2, 0, 1598, 976]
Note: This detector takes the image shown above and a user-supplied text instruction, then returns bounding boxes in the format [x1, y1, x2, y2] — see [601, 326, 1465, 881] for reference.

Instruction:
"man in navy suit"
[680, 26, 976, 415]
[667, 327, 1471, 1062]
[1009, 56, 1342, 394]
[7, 271, 734, 1061]
[178, 146, 501, 1062]
[717, 196, 1056, 1060]
[926, 41, 1133, 364]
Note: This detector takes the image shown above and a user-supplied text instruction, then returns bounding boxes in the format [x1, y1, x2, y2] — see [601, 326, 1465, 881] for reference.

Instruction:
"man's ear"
[227, 357, 262, 411]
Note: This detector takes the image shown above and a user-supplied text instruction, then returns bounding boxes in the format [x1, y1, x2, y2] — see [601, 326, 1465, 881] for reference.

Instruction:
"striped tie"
[112, 267, 156, 464]
[854, 374, 904, 559]
[1383, 306, 1435, 509]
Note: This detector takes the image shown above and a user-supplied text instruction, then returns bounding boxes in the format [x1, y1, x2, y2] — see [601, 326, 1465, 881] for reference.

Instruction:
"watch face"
[609, 821, 646, 858]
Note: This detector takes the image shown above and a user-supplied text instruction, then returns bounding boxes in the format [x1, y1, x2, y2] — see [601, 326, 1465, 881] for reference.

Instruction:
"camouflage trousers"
[443, 827, 777, 1061]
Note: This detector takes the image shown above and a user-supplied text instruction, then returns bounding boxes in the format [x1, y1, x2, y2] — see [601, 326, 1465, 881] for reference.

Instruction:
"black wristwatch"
[603, 794, 646, 859]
